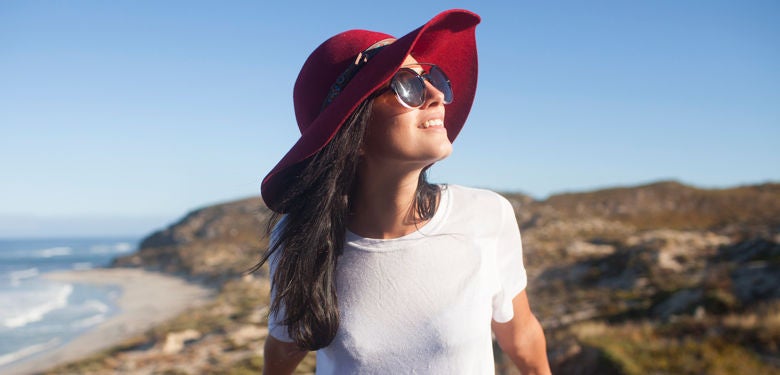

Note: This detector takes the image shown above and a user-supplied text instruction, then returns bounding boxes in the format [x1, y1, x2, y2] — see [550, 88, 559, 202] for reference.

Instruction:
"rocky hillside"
[509, 181, 780, 374]
[80, 180, 780, 374]
[525, 181, 779, 235]
[113, 197, 273, 283]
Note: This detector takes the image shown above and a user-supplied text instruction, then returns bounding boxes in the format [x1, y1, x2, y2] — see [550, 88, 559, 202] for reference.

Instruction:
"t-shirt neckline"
[345, 185, 451, 247]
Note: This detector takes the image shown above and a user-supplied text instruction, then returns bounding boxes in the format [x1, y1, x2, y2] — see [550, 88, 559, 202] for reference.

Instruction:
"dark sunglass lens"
[427, 66, 453, 104]
[391, 69, 425, 107]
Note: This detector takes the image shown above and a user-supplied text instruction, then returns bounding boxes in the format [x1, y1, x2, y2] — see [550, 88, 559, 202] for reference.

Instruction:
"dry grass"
[570, 316, 780, 375]
[539, 181, 780, 233]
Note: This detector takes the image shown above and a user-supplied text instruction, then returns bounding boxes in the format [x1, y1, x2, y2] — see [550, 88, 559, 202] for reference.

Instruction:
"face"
[360, 55, 452, 170]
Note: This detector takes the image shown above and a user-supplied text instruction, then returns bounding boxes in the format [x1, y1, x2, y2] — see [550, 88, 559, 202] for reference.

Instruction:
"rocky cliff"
[85, 180, 780, 374]
[113, 197, 273, 283]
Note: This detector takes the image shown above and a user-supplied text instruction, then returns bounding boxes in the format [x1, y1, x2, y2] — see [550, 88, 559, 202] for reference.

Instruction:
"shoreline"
[1, 268, 215, 375]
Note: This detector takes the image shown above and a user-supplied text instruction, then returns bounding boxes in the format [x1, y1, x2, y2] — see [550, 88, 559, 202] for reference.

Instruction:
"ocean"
[0, 237, 138, 369]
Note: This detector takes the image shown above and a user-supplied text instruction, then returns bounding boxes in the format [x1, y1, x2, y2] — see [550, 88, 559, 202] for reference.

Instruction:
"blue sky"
[1, 1, 778, 237]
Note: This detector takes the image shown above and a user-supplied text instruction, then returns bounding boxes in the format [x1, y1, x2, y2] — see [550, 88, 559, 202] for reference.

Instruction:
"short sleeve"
[267, 218, 294, 343]
[491, 196, 528, 323]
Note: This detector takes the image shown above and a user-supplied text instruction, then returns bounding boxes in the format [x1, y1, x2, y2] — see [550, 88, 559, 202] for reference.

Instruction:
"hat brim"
[262, 9, 480, 212]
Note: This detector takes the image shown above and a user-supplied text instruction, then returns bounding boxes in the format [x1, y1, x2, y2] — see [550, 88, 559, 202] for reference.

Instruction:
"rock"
[229, 325, 268, 347]
[565, 240, 616, 258]
[716, 238, 780, 263]
[626, 230, 731, 271]
[732, 261, 780, 305]
[162, 329, 202, 354]
[694, 306, 706, 320]
[653, 288, 704, 319]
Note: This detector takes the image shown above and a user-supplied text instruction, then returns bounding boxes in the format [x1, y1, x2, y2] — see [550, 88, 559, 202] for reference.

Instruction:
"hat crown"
[293, 30, 394, 134]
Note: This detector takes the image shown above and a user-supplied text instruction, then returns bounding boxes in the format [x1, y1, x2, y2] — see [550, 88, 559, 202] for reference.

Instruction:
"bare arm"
[492, 290, 551, 375]
[263, 335, 308, 375]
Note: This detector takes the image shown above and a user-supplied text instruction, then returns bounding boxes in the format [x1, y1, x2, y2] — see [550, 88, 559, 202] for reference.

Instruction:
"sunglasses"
[377, 63, 453, 108]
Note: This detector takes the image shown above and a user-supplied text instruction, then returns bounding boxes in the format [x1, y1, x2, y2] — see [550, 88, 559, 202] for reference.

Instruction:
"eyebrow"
[400, 63, 436, 74]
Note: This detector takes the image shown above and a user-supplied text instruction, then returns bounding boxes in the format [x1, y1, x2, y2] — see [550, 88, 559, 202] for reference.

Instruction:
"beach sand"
[2, 268, 215, 375]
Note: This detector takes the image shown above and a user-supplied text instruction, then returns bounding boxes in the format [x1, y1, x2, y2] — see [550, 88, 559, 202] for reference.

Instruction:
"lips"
[421, 118, 444, 129]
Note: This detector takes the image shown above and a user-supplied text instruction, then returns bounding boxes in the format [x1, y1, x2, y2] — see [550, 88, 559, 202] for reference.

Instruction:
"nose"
[420, 79, 445, 109]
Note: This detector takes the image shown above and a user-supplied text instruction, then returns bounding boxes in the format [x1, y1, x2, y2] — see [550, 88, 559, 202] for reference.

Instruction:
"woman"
[257, 9, 550, 374]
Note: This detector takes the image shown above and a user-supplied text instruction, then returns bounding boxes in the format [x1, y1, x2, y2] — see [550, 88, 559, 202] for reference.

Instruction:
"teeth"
[422, 119, 444, 128]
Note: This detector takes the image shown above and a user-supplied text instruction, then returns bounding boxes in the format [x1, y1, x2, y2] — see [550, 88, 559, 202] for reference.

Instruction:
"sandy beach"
[2, 268, 215, 375]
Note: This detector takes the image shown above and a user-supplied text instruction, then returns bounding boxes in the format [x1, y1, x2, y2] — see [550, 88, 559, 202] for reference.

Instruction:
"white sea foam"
[35, 246, 72, 258]
[0, 338, 61, 367]
[89, 241, 133, 254]
[60, 300, 110, 330]
[114, 242, 133, 252]
[9, 268, 39, 287]
[88, 245, 111, 254]
[83, 299, 110, 314]
[70, 313, 106, 329]
[0, 284, 73, 328]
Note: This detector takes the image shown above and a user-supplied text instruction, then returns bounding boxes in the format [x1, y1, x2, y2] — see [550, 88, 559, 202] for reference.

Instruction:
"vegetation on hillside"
[59, 180, 775, 374]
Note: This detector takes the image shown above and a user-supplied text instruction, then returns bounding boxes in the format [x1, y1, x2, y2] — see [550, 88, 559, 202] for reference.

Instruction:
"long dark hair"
[254, 98, 440, 351]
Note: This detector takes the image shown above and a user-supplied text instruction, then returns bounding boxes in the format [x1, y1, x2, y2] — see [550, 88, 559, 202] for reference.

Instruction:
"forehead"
[402, 55, 420, 65]
[401, 55, 425, 73]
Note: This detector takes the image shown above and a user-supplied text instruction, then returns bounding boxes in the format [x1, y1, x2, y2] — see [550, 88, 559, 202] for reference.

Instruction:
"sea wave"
[9, 268, 39, 287]
[83, 299, 110, 314]
[114, 242, 133, 252]
[63, 299, 110, 330]
[35, 246, 72, 258]
[89, 241, 134, 255]
[0, 284, 73, 329]
[69, 313, 106, 329]
[0, 338, 61, 367]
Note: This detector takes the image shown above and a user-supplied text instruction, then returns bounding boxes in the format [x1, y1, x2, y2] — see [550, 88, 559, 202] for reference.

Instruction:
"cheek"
[364, 104, 411, 152]
[363, 117, 406, 155]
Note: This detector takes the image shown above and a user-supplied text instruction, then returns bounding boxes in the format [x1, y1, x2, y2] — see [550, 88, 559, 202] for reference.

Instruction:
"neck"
[348, 163, 434, 239]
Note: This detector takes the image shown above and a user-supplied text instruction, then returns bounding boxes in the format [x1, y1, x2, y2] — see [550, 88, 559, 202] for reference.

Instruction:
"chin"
[427, 150, 453, 165]
[437, 144, 454, 160]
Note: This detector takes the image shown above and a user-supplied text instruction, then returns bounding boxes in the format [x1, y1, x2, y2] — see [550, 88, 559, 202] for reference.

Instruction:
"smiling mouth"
[422, 119, 444, 129]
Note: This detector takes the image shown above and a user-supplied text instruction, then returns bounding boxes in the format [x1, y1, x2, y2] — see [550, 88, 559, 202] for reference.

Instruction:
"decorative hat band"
[320, 38, 396, 111]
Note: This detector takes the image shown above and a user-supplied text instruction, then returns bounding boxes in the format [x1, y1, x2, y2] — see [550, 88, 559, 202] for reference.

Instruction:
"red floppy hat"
[261, 9, 481, 213]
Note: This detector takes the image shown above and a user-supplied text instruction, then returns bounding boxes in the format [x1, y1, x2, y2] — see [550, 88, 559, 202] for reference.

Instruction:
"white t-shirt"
[268, 185, 527, 374]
